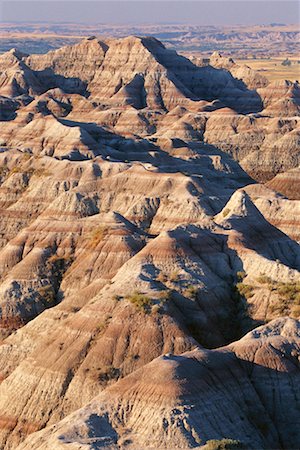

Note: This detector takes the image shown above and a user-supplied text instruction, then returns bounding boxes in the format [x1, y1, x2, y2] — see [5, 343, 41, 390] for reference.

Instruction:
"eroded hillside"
[0, 36, 299, 449]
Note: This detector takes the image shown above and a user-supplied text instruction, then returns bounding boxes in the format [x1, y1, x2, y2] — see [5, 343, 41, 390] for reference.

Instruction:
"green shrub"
[0, 165, 9, 177]
[276, 282, 300, 300]
[98, 366, 121, 382]
[21, 153, 31, 161]
[266, 280, 300, 317]
[8, 166, 23, 176]
[256, 273, 272, 284]
[236, 271, 246, 281]
[127, 292, 153, 312]
[236, 283, 254, 299]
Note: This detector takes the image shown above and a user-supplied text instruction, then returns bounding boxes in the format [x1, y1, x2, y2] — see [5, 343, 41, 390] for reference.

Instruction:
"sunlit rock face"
[0, 35, 299, 449]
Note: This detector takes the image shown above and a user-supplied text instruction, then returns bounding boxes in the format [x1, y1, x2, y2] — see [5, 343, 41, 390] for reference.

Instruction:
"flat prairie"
[237, 57, 300, 82]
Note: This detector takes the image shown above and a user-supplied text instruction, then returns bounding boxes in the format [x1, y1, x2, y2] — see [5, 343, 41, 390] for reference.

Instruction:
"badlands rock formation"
[0, 35, 299, 449]
[17, 318, 300, 450]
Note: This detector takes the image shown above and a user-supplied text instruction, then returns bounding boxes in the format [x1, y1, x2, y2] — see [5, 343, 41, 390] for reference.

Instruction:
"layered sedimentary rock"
[0, 36, 298, 180]
[0, 35, 299, 449]
[17, 318, 300, 450]
[267, 167, 300, 200]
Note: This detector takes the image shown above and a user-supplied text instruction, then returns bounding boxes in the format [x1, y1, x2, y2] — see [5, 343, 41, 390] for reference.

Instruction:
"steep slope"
[25, 37, 108, 84]
[0, 49, 43, 97]
[258, 80, 300, 117]
[0, 188, 298, 448]
[267, 167, 300, 200]
[0, 35, 299, 450]
[0, 144, 252, 337]
[0, 36, 298, 181]
[25, 36, 262, 114]
[204, 115, 300, 181]
[17, 318, 300, 450]
[199, 51, 269, 90]
[244, 183, 300, 241]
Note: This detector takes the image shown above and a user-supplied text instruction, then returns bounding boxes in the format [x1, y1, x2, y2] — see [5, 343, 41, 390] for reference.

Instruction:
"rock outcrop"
[0, 35, 299, 449]
[17, 318, 300, 450]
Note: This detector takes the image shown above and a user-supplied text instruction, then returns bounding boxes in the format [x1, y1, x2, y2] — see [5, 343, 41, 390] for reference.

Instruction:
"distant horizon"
[0, 20, 298, 26]
[1, 1, 299, 26]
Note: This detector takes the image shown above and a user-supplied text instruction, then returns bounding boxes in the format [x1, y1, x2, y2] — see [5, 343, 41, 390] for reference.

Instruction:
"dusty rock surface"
[17, 318, 300, 450]
[0, 35, 299, 449]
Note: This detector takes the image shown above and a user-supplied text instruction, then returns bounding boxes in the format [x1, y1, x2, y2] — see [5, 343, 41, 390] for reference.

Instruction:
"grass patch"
[126, 289, 172, 313]
[89, 226, 109, 249]
[157, 290, 173, 302]
[222, 208, 230, 217]
[33, 168, 52, 177]
[236, 271, 246, 281]
[236, 283, 254, 299]
[268, 281, 300, 317]
[7, 165, 51, 178]
[0, 165, 9, 177]
[205, 439, 245, 450]
[127, 292, 153, 312]
[256, 273, 273, 284]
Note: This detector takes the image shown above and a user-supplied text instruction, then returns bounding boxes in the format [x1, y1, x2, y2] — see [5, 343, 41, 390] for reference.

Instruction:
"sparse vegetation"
[21, 153, 31, 161]
[0, 165, 9, 177]
[151, 304, 161, 315]
[183, 284, 198, 299]
[256, 273, 272, 284]
[156, 272, 168, 283]
[5, 163, 51, 179]
[222, 208, 230, 217]
[37, 285, 56, 306]
[276, 281, 300, 300]
[268, 281, 300, 317]
[89, 226, 109, 249]
[33, 168, 52, 177]
[236, 271, 246, 281]
[8, 166, 23, 176]
[126, 289, 172, 313]
[157, 289, 172, 302]
[127, 292, 153, 312]
[205, 438, 245, 450]
[231, 281, 257, 336]
[47, 255, 72, 279]
[98, 366, 121, 382]
[169, 270, 180, 282]
[291, 304, 300, 319]
[235, 282, 254, 299]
